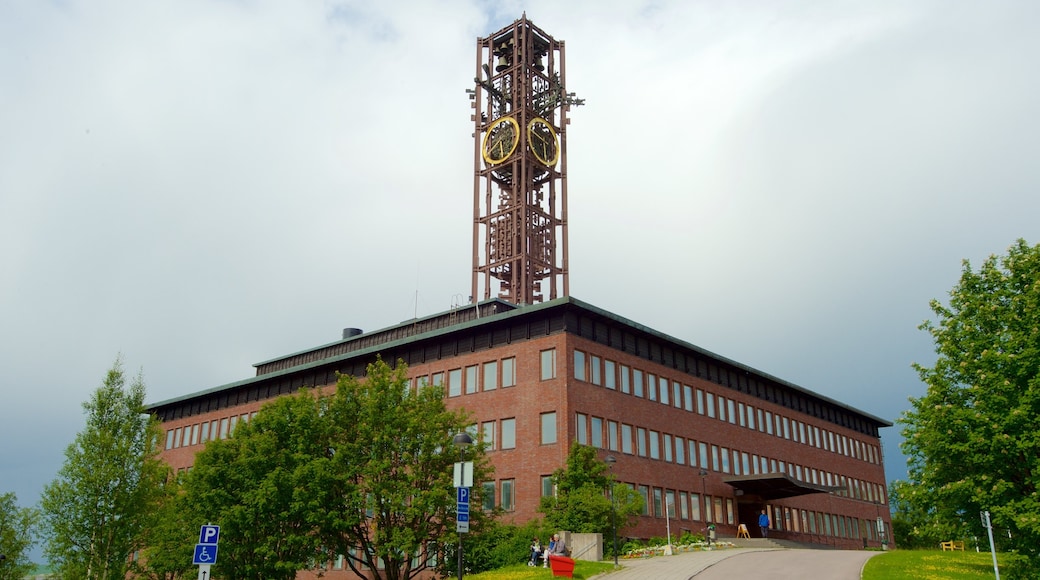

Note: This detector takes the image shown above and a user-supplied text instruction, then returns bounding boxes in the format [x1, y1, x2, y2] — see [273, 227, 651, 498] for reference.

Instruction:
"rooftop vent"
[342, 327, 363, 340]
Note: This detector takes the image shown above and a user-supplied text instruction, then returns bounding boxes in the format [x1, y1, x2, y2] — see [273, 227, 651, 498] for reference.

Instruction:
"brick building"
[150, 295, 893, 562]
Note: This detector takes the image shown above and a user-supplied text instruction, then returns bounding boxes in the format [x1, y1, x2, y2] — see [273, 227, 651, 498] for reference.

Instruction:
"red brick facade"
[151, 297, 893, 577]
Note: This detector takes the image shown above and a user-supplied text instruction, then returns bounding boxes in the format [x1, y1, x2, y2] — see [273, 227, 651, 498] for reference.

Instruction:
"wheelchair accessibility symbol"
[193, 543, 219, 565]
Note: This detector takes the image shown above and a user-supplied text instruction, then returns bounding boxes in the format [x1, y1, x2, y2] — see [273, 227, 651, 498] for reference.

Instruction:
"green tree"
[900, 239, 1040, 569]
[184, 391, 345, 580]
[39, 357, 170, 580]
[0, 492, 37, 580]
[183, 358, 491, 580]
[132, 480, 193, 580]
[539, 442, 643, 540]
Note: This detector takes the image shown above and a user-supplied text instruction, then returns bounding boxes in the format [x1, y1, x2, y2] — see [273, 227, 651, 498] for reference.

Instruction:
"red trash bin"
[549, 555, 575, 578]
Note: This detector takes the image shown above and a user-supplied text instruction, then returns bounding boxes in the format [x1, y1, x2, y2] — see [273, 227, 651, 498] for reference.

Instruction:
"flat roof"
[146, 296, 892, 430]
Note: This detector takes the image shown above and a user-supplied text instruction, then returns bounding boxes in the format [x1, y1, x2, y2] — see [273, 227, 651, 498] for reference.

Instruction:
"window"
[432, 372, 444, 387]
[482, 421, 495, 450]
[482, 482, 496, 511]
[416, 375, 429, 389]
[647, 374, 657, 401]
[540, 349, 556, 380]
[714, 497, 725, 524]
[675, 436, 685, 465]
[165, 429, 175, 450]
[639, 486, 650, 515]
[649, 430, 660, 460]
[706, 393, 716, 418]
[711, 445, 720, 471]
[727, 400, 736, 424]
[690, 493, 702, 521]
[574, 350, 586, 381]
[633, 369, 644, 397]
[449, 369, 463, 397]
[483, 361, 498, 391]
[542, 476, 555, 497]
[190, 424, 199, 445]
[605, 360, 616, 389]
[541, 412, 557, 444]
[621, 424, 633, 454]
[699, 442, 709, 468]
[590, 417, 603, 448]
[765, 411, 774, 435]
[466, 366, 478, 395]
[181, 426, 191, 447]
[501, 480, 514, 511]
[679, 492, 689, 520]
[219, 418, 230, 439]
[608, 420, 618, 451]
[590, 355, 602, 385]
[720, 447, 730, 473]
[636, 427, 647, 457]
[199, 422, 210, 443]
[209, 420, 219, 441]
[659, 377, 669, 405]
[228, 416, 238, 437]
[576, 413, 588, 445]
[747, 406, 756, 430]
[683, 385, 693, 412]
[718, 397, 726, 422]
[696, 389, 705, 414]
[673, 381, 682, 408]
[663, 433, 672, 462]
[783, 416, 790, 439]
[502, 357, 516, 387]
[738, 403, 746, 427]
[653, 488, 663, 517]
[666, 490, 676, 518]
[689, 439, 698, 467]
[501, 418, 516, 449]
[620, 365, 630, 394]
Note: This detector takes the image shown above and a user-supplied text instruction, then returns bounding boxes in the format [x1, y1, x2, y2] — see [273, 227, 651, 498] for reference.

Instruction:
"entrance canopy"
[723, 473, 843, 501]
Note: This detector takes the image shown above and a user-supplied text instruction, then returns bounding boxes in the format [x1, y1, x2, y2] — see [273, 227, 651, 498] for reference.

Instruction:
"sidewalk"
[590, 547, 776, 580]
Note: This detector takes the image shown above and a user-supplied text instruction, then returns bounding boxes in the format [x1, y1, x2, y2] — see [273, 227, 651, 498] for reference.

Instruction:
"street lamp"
[698, 468, 707, 518]
[453, 432, 473, 580]
[605, 455, 618, 567]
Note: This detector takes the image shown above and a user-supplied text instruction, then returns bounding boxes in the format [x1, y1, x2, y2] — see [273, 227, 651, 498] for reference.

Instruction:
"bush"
[442, 520, 555, 575]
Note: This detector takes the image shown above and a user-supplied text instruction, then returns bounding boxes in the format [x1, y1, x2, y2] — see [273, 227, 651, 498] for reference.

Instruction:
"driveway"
[598, 548, 879, 580]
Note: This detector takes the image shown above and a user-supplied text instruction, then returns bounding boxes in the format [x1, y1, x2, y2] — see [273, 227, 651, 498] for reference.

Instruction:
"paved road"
[596, 548, 879, 580]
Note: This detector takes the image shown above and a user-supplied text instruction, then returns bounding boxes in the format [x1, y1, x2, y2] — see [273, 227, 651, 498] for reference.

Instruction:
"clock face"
[527, 117, 559, 167]
[481, 116, 520, 165]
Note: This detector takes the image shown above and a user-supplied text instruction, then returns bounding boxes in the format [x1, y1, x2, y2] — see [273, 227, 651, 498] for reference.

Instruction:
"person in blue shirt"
[758, 509, 771, 538]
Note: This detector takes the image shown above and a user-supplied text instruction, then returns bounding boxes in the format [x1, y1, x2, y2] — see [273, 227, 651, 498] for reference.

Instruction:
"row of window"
[574, 413, 885, 504]
[538, 478, 886, 542]
[417, 356, 519, 397]
[573, 349, 882, 466]
[165, 412, 255, 450]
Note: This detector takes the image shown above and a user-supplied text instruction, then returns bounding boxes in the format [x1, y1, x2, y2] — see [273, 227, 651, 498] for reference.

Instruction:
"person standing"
[758, 509, 771, 538]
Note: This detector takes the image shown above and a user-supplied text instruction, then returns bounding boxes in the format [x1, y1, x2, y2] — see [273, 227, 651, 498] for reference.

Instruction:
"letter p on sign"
[199, 525, 220, 545]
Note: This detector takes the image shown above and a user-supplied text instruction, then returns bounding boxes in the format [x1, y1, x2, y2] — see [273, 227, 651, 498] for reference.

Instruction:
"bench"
[941, 540, 965, 551]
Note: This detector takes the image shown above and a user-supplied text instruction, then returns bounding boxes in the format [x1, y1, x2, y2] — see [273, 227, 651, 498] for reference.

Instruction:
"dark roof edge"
[563, 296, 893, 428]
[147, 295, 892, 429]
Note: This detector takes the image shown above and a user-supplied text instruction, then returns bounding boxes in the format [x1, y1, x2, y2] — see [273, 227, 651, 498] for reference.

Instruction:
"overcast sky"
[3, 0, 1039, 525]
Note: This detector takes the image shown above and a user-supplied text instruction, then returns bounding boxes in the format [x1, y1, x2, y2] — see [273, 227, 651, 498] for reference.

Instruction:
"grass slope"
[863, 550, 1003, 580]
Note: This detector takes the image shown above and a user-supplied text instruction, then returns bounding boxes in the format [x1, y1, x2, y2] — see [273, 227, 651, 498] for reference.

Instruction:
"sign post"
[193, 524, 220, 580]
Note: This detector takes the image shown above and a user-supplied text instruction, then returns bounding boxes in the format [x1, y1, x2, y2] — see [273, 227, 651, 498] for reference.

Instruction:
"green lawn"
[464, 560, 616, 580]
[863, 549, 1003, 580]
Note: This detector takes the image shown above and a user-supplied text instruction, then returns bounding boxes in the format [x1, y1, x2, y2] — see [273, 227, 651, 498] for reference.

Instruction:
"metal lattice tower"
[469, 15, 582, 305]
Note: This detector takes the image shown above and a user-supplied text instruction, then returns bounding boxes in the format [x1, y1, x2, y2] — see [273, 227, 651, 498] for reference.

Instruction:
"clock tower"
[470, 15, 582, 305]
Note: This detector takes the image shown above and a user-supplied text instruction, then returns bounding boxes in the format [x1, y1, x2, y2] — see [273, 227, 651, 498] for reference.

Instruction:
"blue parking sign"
[198, 525, 220, 545]
[193, 543, 218, 565]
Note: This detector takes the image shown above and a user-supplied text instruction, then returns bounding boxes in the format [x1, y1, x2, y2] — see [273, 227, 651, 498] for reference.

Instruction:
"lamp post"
[698, 468, 707, 521]
[605, 455, 618, 566]
[453, 432, 473, 580]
